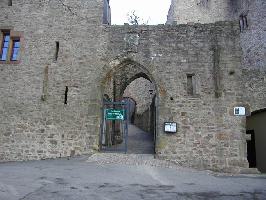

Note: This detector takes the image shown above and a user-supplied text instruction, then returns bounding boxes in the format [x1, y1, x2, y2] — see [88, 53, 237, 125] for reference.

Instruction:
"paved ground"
[127, 124, 154, 154]
[104, 124, 154, 154]
[0, 154, 266, 200]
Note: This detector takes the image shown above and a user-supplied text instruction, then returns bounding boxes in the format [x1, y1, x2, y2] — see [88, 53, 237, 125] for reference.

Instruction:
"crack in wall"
[58, 0, 77, 16]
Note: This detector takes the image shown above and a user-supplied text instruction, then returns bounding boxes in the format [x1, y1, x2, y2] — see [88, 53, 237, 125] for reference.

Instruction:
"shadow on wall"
[122, 96, 155, 133]
[123, 97, 136, 123]
[134, 109, 150, 132]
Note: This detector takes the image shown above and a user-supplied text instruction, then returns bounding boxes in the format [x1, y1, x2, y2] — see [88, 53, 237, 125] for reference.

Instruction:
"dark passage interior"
[246, 130, 256, 168]
[122, 77, 156, 154]
[101, 63, 156, 154]
[246, 109, 266, 173]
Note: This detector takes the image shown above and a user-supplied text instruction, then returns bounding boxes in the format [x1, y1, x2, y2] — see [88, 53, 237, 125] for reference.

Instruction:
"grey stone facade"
[167, 0, 238, 25]
[167, 0, 266, 70]
[0, 0, 265, 173]
[0, 0, 106, 160]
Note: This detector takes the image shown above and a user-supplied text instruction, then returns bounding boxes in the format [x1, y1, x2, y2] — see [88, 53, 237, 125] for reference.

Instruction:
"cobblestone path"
[87, 153, 181, 169]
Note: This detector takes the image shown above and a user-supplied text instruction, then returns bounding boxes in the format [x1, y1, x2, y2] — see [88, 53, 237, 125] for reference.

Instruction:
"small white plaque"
[234, 107, 246, 116]
[164, 122, 177, 133]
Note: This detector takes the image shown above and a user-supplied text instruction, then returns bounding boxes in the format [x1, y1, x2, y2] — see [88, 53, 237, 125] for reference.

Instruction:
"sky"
[109, 0, 172, 25]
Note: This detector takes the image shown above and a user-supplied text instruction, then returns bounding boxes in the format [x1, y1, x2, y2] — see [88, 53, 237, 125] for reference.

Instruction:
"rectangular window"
[1, 32, 10, 61]
[11, 39, 20, 61]
[64, 86, 68, 105]
[187, 74, 193, 96]
[239, 14, 248, 32]
[0, 30, 21, 62]
[54, 41, 59, 61]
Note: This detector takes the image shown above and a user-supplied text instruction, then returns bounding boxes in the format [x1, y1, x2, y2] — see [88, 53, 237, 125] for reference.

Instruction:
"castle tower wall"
[0, 0, 108, 160]
[167, 0, 266, 70]
[167, 0, 238, 25]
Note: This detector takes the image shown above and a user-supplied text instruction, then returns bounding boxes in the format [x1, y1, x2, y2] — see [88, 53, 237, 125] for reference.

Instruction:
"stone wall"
[239, 0, 266, 70]
[134, 109, 151, 133]
[166, 0, 237, 25]
[103, 22, 252, 172]
[166, 0, 266, 119]
[0, 0, 107, 161]
[166, 0, 266, 70]
[0, 0, 265, 173]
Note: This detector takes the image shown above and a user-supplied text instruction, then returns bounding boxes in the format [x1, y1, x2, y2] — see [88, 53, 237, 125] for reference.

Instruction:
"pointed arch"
[100, 56, 159, 154]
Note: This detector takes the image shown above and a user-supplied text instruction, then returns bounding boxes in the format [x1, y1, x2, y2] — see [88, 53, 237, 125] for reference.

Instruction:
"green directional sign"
[105, 109, 125, 120]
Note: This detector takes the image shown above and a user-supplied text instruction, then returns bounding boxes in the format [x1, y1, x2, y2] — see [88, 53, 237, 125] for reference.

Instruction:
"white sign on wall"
[164, 122, 177, 133]
[234, 107, 246, 116]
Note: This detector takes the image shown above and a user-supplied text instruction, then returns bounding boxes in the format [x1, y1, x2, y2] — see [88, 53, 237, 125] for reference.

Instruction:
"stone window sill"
[0, 60, 21, 65]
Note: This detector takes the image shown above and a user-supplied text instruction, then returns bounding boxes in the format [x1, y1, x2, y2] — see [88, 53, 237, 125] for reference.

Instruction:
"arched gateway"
[100, 58, 159, 154]
[246, 108, 266, 173]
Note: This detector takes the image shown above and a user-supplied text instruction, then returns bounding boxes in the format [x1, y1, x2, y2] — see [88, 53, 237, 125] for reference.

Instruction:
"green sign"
[105, 109, 125, 120]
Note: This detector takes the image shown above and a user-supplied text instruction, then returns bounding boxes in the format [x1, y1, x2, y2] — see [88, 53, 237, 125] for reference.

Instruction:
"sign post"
[100, 101, 129, 154]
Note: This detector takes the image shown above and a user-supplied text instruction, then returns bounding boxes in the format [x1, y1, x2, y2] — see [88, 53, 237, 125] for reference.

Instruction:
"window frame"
[0, 31, 10, 61]
[10, 38, 20, 61]
[186, 73, 200, 98]
[8, 0, 12, 6]
[0, 29, 22, 64]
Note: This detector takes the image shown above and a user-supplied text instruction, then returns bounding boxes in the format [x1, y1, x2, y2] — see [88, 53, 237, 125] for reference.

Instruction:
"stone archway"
[111, 59, 155, 101]
[100, 57, 159, 154]
[101, 57, 158, 109]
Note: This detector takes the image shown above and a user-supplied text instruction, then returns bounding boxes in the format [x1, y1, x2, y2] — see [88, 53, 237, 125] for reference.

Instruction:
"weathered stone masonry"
[166, 0, 266, 172]
[0, 0, 107, 160]
[0, 0, 265, 173]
